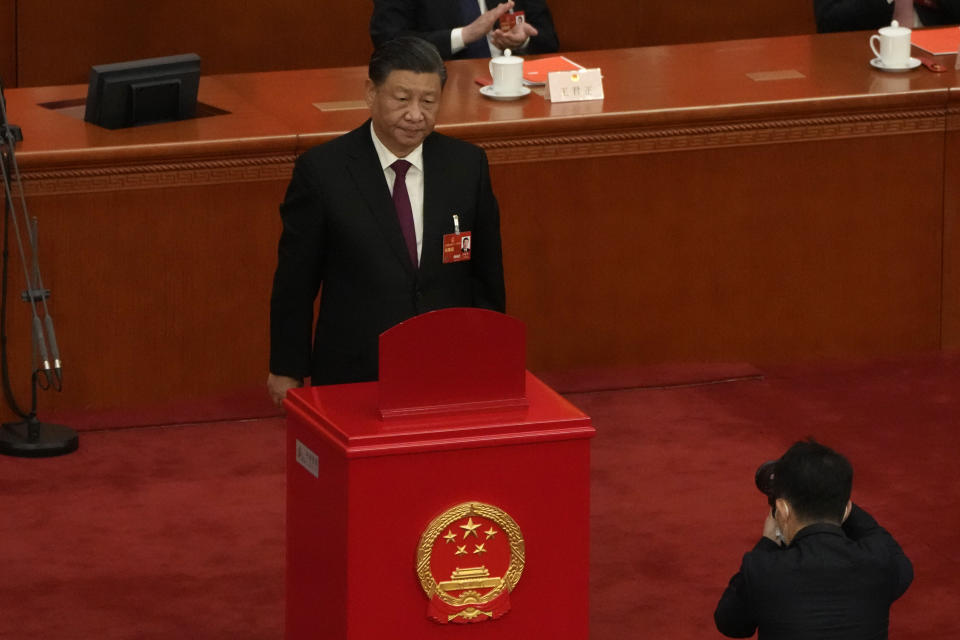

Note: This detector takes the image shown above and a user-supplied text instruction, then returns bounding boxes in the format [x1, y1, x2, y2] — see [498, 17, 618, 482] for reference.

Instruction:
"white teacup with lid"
[489, 49, 524, 95]
[870, 20, 912, 68]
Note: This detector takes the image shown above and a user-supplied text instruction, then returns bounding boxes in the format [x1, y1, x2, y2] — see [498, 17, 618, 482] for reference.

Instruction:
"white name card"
[546, 68, 604, 103]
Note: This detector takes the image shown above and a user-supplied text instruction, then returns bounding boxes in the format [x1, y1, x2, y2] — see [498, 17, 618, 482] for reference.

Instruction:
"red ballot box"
[284, 309, 595, 639]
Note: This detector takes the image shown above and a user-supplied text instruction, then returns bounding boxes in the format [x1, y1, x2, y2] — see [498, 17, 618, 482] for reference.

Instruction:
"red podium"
[284, 309, 595, 639]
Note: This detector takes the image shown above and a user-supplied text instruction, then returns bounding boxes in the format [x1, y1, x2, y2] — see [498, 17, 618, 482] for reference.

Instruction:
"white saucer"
[869, 57, 921, 72]
[479, 85, 531, 101]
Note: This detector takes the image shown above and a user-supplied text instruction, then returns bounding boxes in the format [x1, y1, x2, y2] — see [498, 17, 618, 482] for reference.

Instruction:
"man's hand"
[462, 1, 515, 45]
[893, 0, 914, 27]
[762, 511, 782, 544]
[491, 20, 539, 51]
[267, 373, 302, 407]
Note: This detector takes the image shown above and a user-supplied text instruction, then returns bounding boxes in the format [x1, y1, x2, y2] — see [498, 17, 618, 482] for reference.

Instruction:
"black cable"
[1, 154, 33, 420]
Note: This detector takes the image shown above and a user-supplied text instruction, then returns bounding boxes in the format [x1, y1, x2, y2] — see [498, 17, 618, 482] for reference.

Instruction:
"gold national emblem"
[416, 502, 525, 624]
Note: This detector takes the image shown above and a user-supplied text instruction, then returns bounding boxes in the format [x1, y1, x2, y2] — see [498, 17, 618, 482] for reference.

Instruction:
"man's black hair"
[773, 439, 853, 524]
[369, 36, 447, 88]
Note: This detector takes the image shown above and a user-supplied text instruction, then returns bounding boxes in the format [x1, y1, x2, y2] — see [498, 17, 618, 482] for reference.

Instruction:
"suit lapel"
[345, 122, 419, 278]
[420, 134, 447, 282]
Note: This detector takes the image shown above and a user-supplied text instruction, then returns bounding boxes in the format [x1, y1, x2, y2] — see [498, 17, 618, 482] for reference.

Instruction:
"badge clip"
[453, 214, 460, 235]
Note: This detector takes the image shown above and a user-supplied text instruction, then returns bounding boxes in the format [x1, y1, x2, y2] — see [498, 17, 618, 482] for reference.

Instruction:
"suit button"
[415, 289, 423, 300]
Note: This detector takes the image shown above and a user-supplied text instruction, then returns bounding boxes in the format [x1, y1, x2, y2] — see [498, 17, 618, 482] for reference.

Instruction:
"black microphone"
[0, 74, 75, 457]
[32, 316, 51, 370]
[2, 76, 58, 390]
[45, 315, 62, 383]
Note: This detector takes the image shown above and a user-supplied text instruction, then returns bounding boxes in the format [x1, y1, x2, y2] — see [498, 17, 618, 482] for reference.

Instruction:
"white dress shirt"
[370, 122, 425, 264]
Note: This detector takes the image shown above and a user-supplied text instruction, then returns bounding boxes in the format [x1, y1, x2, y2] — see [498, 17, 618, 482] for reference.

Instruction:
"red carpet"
[538, 362, 764, 394]
[1, 354, 958, 639]
[44, 384, 282, 432]
[581, 353, 960, 639]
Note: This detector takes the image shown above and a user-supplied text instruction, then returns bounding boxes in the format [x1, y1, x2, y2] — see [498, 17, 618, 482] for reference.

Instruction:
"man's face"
[366, 70, 443, 157]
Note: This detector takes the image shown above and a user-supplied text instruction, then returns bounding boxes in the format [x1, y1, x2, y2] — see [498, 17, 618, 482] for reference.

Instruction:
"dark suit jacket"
[370, 0, 559, 59]
[269, 122, 506, 385]
[715, 505, 913, 639]
[815, 0, 960, 32]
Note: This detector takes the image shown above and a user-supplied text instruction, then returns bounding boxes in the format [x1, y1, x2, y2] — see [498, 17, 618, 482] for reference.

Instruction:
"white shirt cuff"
[451, 28, 465, 54]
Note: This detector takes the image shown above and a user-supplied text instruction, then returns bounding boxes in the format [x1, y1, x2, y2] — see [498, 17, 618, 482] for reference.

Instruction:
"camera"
[755, 459, 777, 507]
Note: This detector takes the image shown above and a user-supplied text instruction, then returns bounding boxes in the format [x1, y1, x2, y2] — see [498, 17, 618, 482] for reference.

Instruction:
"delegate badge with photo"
[442, 231, 472, 263]
[499, 10, 525, 30]
[416, 501, 525, 624]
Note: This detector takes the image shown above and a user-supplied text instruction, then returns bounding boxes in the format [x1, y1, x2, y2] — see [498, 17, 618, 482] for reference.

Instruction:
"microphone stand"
[0, 77, 77, 457]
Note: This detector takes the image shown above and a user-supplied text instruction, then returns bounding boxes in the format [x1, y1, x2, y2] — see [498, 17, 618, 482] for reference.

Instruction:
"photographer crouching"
[714, 439, 913, 639]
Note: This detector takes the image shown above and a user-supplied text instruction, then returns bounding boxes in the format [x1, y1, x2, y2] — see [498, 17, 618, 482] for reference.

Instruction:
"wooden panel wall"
[4, 177, 290, 422]
[16, 0, 375, 87]
[0, 0, 14, 87]
[943, 90, 960, 349]
[492, 133, 944, 372]
[13, 0, 816, 88]
[551, 0, 815, 53]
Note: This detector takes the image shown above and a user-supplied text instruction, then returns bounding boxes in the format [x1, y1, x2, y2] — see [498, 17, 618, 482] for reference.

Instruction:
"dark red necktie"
[391, 159, 418, 268]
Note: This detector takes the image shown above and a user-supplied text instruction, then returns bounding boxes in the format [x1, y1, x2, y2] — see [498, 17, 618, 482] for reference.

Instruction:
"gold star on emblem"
[484, 527, 498, 539]
[455, 545, 467, 556]
[443, 530, 457, 543]
[459, 517, 482, 539]
[474, 543, 487, 555]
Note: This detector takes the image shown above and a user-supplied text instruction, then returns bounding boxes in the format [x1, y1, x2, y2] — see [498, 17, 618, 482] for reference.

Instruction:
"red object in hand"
[499, 10, 525, 30]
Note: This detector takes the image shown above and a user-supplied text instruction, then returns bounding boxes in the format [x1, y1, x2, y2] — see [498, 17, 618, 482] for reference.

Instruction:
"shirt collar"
[789, 522, 845, 546]
[369, 121, 424, 174]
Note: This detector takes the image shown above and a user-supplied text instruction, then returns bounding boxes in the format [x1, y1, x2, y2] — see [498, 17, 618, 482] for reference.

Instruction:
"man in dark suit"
[267, 36, 505, 403]
[370, 0, 558, 60]
[815, 0, 960, 32]
[715, 440, 913, 639]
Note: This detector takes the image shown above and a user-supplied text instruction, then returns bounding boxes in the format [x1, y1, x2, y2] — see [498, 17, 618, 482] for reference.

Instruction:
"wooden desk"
[3, 32, 958, 425]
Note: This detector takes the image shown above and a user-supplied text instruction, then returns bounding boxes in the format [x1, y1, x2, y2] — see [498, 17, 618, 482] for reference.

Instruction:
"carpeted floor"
[582, 354, 960, 639]
[1, 354, 958, 639]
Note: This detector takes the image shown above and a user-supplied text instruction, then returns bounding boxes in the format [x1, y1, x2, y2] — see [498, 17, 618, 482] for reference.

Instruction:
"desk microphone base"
[1, 418, 78, 457]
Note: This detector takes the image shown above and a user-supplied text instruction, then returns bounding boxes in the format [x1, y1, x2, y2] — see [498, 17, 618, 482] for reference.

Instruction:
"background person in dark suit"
[370, 0, 558, 60]
[815, 0, 960, 32]
[715, 439, 913, 639]
[267, 36, 505, 404]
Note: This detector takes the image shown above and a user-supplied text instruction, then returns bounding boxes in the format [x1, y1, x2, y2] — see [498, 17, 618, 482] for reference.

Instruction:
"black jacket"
[815, 0, 960, 32]
[715, 504, 913, 639]
[269, 122, 505, 385]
